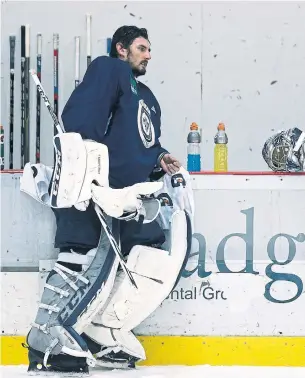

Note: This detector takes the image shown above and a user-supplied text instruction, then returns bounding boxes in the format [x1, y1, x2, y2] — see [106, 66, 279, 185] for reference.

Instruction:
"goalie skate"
[26, 343, 89, 377]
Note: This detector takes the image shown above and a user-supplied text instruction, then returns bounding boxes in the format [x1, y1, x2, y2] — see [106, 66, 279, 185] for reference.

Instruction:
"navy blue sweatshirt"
[53, 56, 168, 249]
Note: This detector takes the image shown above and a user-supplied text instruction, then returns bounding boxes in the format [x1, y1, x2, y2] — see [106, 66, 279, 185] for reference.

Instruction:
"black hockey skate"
[24, 343, 89, 376]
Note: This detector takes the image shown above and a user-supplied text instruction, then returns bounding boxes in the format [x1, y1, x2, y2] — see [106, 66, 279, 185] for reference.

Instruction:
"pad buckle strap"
[45, 283, 69, 298]
[53, 265, 79, 291]
[55, 263, 89, 285]
[38, 303, 60, 314]
[31, 322, 48, 334]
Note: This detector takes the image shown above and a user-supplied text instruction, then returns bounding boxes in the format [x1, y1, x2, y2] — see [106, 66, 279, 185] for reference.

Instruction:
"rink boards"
[1, 172, 305, 366]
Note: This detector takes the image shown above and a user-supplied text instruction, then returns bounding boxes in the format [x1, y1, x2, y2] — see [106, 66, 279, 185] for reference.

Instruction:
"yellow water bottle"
[214, 122, 228, 172]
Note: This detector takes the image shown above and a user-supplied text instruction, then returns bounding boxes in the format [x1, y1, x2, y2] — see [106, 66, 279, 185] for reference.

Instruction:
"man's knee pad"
[92, 209, 192, 332]
[27, 216, 120, 367]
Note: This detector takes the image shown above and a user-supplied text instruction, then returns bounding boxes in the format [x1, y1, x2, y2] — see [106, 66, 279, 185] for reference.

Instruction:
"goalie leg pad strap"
[27, 215, 120, 365]
[92, 210, 192, 332]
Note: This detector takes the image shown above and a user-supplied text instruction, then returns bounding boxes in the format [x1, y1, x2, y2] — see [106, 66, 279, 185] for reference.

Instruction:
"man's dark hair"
[110, 26, 149, 58]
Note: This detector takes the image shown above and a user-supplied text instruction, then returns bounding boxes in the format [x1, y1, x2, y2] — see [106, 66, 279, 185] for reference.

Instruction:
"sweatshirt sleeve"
[156, 145, 169, 167]
[61, 57, 119, 142]
[154, 103, 169, 166]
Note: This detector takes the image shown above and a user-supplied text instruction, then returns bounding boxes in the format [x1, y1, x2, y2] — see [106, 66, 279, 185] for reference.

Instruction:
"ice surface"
[1, 365, 305, 378]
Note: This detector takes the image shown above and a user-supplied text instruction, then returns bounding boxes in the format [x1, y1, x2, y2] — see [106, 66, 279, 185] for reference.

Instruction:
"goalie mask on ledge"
[262, 127, 305, 172]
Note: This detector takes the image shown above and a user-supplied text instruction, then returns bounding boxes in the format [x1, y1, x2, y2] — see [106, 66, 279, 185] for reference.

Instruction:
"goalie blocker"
[20, 133, 194, 373]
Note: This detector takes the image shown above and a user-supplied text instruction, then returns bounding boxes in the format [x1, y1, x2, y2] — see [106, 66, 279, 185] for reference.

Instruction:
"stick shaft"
[9, 36, 16, 169]
[36, 33, 42, 163]
[53, 34, 59, 131]
[75, 36, 80, 88]
[29, 69, 63, 134]
[20, 26, 26, 168]
[86, 14, 91, 67]
[24, 24, 31, 165]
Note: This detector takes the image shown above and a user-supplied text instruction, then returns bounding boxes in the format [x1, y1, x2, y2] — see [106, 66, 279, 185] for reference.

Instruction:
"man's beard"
[127, 51, 147, 77]
[132, 65, 146, 77]
[130, 60, 147, 77]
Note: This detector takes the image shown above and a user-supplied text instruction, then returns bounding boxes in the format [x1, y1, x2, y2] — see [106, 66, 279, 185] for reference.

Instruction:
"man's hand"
[160, 153, 181, 175]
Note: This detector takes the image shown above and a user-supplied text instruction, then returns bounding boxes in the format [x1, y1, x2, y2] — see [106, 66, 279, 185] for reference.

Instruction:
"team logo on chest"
[137, 99, 155, 148]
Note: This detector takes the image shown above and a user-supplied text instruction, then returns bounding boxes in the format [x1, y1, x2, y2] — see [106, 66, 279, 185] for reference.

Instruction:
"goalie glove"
[91, 181, 163, 220]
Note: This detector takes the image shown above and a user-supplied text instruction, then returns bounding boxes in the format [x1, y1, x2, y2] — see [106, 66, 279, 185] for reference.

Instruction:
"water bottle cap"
[190, 122, 199, 131]
[217, 122, 225, 131]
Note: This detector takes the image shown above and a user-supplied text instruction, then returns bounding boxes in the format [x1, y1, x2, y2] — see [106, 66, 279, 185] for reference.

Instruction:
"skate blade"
[94, 360, 135, 370]
[28, 369, 89, 377]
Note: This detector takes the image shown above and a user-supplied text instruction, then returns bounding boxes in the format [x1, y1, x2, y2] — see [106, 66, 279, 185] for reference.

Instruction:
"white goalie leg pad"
[26, 214, 122, 367]
[73, 255, 120, 336]
[80, 168, 194, 365]
[92, 209, 191, 332]
[83, 269, 146, 362]
[54, 239, 122, 338]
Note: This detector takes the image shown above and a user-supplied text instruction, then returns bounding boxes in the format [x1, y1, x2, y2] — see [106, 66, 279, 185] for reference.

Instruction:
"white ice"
[1, 365, 305, 378]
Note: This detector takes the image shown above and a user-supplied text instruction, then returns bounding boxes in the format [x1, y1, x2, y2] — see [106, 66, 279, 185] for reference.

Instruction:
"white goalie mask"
[262, 127, 305, 172]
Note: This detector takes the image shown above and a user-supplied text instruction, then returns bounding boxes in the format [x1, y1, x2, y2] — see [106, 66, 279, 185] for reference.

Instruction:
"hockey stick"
[29, 69, 138, 289]
[86, 14, 91, 67]
[53, 33, 59, 163]
[36, 33, 42, 163]
[94, 206, 138, 288]
[29, 70, 62, 134]
[24, 25, 30, 165]
[75, 36, 80, 88]
[53, 34, 59, 122]
[20, 26, 26, 168]
[9, 36, 16, 169]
